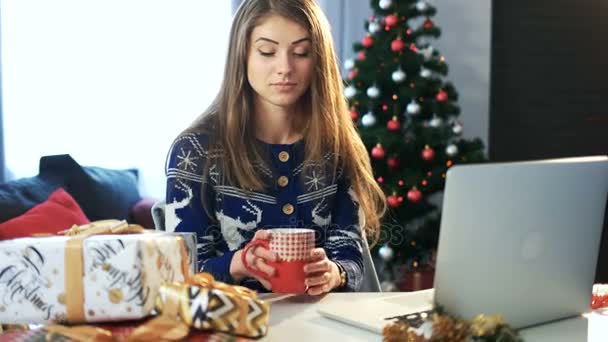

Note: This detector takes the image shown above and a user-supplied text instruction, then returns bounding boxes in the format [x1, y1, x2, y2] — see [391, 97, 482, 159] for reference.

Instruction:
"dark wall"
[490, 0, 608, 282]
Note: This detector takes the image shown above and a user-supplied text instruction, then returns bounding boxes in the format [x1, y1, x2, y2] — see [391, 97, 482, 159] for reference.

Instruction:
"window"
[1, 1, 231, 198]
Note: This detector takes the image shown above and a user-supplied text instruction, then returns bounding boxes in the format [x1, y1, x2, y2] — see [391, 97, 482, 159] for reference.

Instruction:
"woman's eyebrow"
[255, 37, 311, 45]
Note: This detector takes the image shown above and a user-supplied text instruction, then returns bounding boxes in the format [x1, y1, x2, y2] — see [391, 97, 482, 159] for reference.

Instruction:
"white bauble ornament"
[381, 281, 397, 292]
[391, 68, 406, 83]
[344, 85, 357, 99]
[453, 122, 463, 135]
[367, 85, 381, 99]
[379, 0, 393, 10]
[446, 144, 459, 157]
[368, 21, 382, 34]
[419, 68, 432, 78]
[344, 58, 355, 70]
[416, 1, 429, 11]
[379, 245, 394, 261]
[419, 46, 434, 61]
[406, 100, 421, 115]
[429, 115, 443, 128]
[361, 111, 377, 127]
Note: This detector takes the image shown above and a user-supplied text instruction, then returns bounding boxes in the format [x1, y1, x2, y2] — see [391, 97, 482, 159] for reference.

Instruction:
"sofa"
[0, 154, 157, 239]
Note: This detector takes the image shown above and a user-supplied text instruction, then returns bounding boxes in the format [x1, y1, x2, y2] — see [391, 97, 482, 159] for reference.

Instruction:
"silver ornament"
[379, 0, 393, 10]
[367, 85, 381, 99]
[419, 68, 432, 78]
[381, 281, 397, 292]
[361, 112, 377, 127]
[419, 46, 434, 61]
[379, 245, 394, 261]
[344, 85, 357, 99]
[406, 100, 421, 115]
[429, 115, 443, 128]
[368, 21, 382, 34]
[446, 144, 459, 157]
[344, 58, 355, 70]
[391, 68, 406, 83]
[416, 1, 428, 11]
[453, 122, 463, 135]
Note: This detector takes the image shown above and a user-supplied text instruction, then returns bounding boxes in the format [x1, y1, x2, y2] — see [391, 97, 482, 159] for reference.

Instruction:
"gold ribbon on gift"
[47, 220, 269, 341]
[62, 220, 148, 322]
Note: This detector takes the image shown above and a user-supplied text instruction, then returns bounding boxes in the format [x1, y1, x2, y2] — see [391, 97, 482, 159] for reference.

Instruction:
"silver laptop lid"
[434, 156, 608, 328]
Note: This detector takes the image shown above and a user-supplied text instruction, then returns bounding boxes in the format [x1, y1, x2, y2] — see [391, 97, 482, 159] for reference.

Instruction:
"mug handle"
[241, 239, 272, 280]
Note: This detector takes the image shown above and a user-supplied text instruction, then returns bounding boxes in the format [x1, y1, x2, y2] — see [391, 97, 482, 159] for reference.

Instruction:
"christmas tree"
[343, 0, 486, 290]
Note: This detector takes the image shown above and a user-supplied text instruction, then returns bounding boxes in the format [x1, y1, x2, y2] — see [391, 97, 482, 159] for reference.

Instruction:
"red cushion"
[0, 188, 90, 240]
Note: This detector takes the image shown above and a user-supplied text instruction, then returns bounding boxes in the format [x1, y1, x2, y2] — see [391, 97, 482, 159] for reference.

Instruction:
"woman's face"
[247, 14, 314, 110]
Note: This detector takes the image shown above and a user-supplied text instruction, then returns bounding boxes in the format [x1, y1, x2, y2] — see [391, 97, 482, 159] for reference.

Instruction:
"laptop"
[318, 156, 608, 333]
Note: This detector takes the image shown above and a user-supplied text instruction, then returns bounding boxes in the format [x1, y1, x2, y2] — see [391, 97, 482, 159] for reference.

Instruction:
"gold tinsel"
[382, 313, 518, 342]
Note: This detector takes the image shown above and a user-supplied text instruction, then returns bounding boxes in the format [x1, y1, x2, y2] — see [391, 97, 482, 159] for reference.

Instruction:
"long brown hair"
[185, 0, 386, 244]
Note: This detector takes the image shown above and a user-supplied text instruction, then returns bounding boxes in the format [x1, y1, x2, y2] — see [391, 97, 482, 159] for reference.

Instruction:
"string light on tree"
[392, 67, 406, 83]
[387, 193, 401, 208]
[423, 18, 435, 29]
[446, 144, 459, 157]
[371, 143, 386, 159]
[367, 84, 381, 99]
[406, 100, 421, 115]
[421, 145, 435, 162]
[357, 51, 366, 60]
[350, 108, 359, 121]
[379, 0, 393, 10]
[347, 69, 357, 80]
[361, 110, 377, 127]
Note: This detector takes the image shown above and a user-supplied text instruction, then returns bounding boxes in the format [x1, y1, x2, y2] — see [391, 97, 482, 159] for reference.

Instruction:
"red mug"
[242, 228, 315, 293]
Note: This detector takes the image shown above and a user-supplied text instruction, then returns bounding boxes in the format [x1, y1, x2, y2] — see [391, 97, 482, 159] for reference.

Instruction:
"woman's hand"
[303, 248, 342, 295]
[230, 230, 277, 290]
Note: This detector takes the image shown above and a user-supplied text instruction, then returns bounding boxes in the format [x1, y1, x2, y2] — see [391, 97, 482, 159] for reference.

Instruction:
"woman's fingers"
[305, 271, 331, 288]
[303, 259, 330, 274]
[308, 248, 326, 261]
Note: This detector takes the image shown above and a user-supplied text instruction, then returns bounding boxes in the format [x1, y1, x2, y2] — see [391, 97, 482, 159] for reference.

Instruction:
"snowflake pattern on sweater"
[165, 132, 364, 292]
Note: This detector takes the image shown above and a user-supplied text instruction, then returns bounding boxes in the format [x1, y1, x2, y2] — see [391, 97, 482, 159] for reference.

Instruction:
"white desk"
[261, 292, 608, 341]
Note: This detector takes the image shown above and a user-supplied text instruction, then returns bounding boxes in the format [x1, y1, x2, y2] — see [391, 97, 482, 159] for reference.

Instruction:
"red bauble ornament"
[387, 157, 399, 170]
[421, 145, 435, 161]
[407, 187, 423, 203]
[391, 38, 405, 52]
[423, 19, 434, 29]
[357, 51, 367, 60]
[387, 194, 400, 208]
[385, 14, 399, 27]
[350, 109, 359, 121]
[348, 70, 357, 80]
[387, 116, 400, 131]
[362, 35, 374, 48]
[371, 144, 386, 159]
[436, 90, 448, 102]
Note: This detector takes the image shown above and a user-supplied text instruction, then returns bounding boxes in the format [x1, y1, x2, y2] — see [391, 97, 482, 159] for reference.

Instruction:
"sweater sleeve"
[165, 133, 236, 284]
[326, 172, 365, 292]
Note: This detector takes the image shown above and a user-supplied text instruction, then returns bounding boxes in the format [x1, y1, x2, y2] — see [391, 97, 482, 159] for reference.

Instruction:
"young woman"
[165, 0, 385, 294]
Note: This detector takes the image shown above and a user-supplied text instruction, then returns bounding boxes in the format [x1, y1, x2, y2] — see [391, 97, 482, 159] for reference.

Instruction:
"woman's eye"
[259, 50, 274, 57]
[294, 52, 310, 57]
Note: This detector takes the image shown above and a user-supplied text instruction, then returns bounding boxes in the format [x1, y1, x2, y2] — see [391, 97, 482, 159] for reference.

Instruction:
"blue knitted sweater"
[165, 132, 364, 292]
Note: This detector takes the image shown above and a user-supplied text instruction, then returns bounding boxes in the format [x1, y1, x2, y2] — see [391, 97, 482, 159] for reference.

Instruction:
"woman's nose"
[276, 53, 293, 76]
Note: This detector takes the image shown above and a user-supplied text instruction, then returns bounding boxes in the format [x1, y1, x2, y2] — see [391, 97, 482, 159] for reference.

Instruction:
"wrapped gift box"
[0, 232, 190, 324]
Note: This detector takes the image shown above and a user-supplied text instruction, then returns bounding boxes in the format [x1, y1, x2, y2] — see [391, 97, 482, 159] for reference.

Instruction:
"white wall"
[319, 0, 491, 147]
[1, 1, 231, 198]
